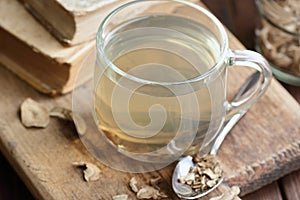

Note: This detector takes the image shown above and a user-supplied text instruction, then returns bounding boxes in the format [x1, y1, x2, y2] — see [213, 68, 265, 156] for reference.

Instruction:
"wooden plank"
[222, 27, 300, 196]
[279, 171, 300, 200]
[202, 1, 300, 200]
[243, 182, 283, 200]
[282, 84, 300, 103]
[279, 85, 300, 200]
[201, 0, 235, 32]
[0, 2, 300, 200]
[202, 0, 258, 49]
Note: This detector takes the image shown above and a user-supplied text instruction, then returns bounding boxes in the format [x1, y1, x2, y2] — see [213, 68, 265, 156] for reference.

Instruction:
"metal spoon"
[172, 71, 260, 199]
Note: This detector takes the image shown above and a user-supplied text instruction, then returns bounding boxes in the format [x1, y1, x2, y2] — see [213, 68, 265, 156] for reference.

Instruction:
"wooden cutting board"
[0, 3, 300, 200]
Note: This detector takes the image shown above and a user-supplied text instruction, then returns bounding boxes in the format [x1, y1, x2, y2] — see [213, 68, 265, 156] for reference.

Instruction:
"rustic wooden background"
[0, 0, 299, 199]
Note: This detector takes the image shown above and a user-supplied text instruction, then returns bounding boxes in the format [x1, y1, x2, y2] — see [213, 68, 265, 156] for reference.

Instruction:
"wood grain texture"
[0, 2, 300, 200]
[280, 171, 300, 200]
[282, 84, 300, 103]
[219, 26, 300, 196]
[202, 0, 258, 49]
[243, 182, 283, 200]
[201, 1, 300, 200]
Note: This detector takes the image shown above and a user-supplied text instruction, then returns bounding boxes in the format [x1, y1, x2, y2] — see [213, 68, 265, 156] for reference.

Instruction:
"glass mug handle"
[210, 50, 272, 155]
[226, 50, 272, 114]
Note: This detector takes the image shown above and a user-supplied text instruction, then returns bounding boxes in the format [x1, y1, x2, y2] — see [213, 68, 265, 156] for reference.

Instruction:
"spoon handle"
[210, 110, 247, 155]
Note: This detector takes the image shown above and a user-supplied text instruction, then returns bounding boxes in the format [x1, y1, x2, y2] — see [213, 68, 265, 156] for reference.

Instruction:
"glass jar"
[256, 0, 300, 85]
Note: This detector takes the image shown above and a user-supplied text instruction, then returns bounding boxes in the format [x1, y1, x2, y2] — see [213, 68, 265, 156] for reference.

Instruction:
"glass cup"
[74, 0, 272, 172]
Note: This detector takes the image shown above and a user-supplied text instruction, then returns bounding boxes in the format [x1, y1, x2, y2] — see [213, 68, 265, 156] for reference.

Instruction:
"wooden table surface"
[0, 1, 299, 200]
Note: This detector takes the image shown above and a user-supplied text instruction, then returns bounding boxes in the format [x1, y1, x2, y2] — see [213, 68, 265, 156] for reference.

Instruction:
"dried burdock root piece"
[112, 194, 128, 200]
[129, 177, 168, 199]
[209, 186, 241, 200]
[178, 154, 223, 193]
[72, 161, 101, 182]
[50, 107, 86, 136]
[20, 99, 87, 137]
[149, 176, 162, 190]
[20, 98, 49, 128]
[136, 185, 168, 200]
[129, 177, 139, 193]
[50, 107, 73, 120]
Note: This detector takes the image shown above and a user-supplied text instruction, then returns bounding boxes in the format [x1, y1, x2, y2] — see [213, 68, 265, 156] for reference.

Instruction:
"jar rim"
[256, 0, 300, 37]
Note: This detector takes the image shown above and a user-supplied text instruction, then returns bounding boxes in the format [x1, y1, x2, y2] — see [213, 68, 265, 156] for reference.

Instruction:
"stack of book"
[0, 0, 130, 95]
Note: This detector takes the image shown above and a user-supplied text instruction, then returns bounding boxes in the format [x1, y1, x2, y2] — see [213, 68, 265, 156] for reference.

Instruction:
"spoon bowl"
[172, 156, 224, 199]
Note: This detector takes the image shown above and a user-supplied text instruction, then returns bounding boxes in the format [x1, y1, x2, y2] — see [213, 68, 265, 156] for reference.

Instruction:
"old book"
[0, 0, 94, 95]
[20, 0, 199, 46]
[21, 0, 133, 45]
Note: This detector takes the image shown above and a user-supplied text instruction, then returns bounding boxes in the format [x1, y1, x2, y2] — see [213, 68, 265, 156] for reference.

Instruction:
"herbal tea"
[94, 15, 225, 158]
